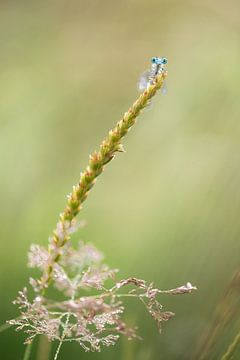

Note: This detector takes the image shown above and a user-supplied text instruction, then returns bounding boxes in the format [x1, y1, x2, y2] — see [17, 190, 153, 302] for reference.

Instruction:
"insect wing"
[161, 79, 168, 95]
[138, 70, 150, 92]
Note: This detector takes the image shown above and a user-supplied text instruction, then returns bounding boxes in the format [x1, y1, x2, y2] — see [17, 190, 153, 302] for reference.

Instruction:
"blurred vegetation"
[0, 0, 240, 359]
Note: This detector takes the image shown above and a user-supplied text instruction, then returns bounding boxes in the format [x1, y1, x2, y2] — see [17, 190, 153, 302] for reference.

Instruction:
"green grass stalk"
[40, 71, 167, 290]
[221, 331, 240, 360]
[192, 270, 240, 359]
[23, 342, 33, 360]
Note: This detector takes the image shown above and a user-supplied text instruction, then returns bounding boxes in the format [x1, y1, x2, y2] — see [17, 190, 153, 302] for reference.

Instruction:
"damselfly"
[138, 57, 168, 92]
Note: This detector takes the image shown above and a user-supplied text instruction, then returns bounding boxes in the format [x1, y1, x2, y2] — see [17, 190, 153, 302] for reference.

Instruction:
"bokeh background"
[1, 0, 240, 359]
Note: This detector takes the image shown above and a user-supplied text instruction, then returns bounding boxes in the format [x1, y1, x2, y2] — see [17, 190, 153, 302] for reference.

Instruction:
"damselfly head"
[151, 56, 168, 65]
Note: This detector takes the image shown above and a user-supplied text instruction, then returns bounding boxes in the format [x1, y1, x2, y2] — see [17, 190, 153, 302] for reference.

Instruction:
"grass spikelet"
[40, 71, 167, 290]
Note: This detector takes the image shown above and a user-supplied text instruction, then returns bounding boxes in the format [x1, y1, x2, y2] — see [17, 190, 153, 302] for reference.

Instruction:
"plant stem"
[36, 335, 52, 360]
[40, 70, 167, 290]
[23, 342, 33, 360]
[221, 331, 240, 360]
[192, 270, 240, 359]
[53, 342, 62, 360]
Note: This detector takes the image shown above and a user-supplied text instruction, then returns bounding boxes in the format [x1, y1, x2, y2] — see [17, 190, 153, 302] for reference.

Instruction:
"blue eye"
[151, 57, 167, 65]
[151, 56, 168, 65]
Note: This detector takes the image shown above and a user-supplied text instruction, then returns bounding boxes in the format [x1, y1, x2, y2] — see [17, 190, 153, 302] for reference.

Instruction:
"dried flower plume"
[10, 238, 196, 351]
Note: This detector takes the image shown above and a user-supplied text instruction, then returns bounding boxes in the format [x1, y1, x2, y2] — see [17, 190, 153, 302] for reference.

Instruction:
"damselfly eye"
[162, 57, 168, 64]
[151, 57, 157, 64]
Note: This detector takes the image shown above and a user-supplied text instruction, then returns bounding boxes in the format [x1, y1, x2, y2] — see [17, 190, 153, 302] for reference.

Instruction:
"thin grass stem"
[23, 342, 33, 360]
[36, 335, 52, 360]
[192, 270, 240, 359]
[53, 342, 62, 360]
[221, 331, 240, 360]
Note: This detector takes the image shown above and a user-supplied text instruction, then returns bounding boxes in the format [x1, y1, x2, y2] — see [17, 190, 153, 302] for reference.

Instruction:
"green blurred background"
[1, 0, 240, 359]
